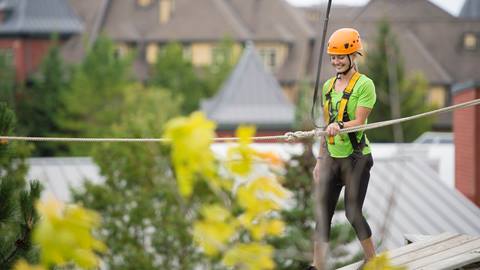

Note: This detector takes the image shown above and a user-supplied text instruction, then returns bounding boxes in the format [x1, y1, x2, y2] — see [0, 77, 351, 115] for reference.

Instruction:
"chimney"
[452, 81, 480, 207]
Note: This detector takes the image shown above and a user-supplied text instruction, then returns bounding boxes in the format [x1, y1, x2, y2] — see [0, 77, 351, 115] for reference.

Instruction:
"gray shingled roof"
[201, 42, 294, 130]
[66, 0, 315, 83]
[304, 0, 480, 87]
[61, 0, 109, 63]
[0, 0, 83, 35]
[460, 0, 480, 19]
[102, 0, 251, 42]
[227, 0, 315, 82]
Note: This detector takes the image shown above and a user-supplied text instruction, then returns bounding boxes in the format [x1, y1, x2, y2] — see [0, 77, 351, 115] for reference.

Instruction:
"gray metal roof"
[26, 144, 480, 253]
[27, 157, 104, 202]
[366, 157, 480, 251]
[201, 42, 295, 130]
[0, 0, 83, 35]
[460, 0, 480, 19]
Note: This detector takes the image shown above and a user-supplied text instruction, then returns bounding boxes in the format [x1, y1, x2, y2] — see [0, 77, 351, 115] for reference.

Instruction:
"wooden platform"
[337, 233, 480, 270]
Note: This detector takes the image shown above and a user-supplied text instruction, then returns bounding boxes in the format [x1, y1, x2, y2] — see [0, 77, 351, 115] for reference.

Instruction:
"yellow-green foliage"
[14, 198, 106, 270]
[164, 112, 217, 197]
[364, 253, 406, 270]
[164, 112, 292, 270]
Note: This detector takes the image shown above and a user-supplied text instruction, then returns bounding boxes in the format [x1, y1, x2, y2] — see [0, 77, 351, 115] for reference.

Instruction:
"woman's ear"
[350, 53, 358, 62]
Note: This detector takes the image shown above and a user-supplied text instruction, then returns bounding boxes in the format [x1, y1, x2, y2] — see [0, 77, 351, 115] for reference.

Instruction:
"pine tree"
[204, 36, 239, 97]
[362, 20, 436, 142]
[150, 38, 238, 115]
[70, 87, 207, 269]
[16, 38, 70, 156]
[0, 51, 16, 109]
[150, 42, 208, 114]
[0, 103, 42, 268]
[57, 35, 134, 155]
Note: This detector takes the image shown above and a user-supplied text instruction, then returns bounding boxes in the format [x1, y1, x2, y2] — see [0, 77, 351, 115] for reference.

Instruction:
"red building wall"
[0, 38, 55, 81]
[453, 83, 480, 206]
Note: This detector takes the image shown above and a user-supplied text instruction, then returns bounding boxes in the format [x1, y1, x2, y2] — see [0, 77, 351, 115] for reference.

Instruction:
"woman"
[309, 28, 377, 269]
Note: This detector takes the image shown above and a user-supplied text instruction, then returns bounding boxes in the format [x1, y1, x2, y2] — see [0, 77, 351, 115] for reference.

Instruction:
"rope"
[287, 98, 480, 141]
[1, 99, 479, 143]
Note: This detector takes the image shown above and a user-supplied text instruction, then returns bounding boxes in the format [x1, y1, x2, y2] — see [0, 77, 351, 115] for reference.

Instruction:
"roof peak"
[201, 42, 294, 129]
[459, 0, 480, 19]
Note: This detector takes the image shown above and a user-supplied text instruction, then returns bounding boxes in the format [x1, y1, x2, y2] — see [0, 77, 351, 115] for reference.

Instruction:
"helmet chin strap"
[336, 54, 355, 79]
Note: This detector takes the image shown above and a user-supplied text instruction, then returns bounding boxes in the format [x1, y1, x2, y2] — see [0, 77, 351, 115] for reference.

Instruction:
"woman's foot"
[357, 259, 369, 270]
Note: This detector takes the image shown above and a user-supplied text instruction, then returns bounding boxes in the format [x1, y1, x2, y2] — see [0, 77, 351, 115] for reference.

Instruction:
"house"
[201, 42, 295, 136]
[452, 81, 480, 208]
[64, 0, 315, 100]
[302, 0, 480, 130]
[0, 0, 83, 81]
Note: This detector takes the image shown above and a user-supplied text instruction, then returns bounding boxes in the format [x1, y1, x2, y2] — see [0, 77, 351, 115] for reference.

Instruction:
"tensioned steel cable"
[310, 0, 334, 129]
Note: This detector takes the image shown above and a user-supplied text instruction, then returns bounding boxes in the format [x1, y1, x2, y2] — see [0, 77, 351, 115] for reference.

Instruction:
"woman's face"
[330, 54, 354, 73]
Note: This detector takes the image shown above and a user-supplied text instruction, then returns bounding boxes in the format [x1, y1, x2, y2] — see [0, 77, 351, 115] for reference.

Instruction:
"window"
[182, 45, 192, 61]
[146, 43, 158, 64]
[114, 43, 130, 59]
[259, 48, 277, 71]
[428, 86, 446, 107]
[211, 46, 226, 65]
[463, 33, 477, 50]
[137, 0, 153, 7]
[159, 0, 174, 24]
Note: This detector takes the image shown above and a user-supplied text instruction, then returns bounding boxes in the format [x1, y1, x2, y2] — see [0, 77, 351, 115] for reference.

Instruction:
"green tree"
[57, 35, 134, 155]
[362, 20, 436, 142]
[0, 50, 16, 108]
[0, 103, 42, 268]
[271, 141, 363, 269]
[150, 42, 207, 114]
[204, 37, 239, 97]
[16, 39, 70, 156]
[295, 80, 317, 130]
[70, 87, 205, 269]
[150, 39, 238, 115]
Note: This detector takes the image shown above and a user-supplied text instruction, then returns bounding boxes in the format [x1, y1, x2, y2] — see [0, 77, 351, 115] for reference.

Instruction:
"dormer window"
[0, 5, 13, 23]
[159, 0, 174, 24]
[137, 0, 153, 8]
[259, 48, 277, 71]
[463, 32, 477, 51]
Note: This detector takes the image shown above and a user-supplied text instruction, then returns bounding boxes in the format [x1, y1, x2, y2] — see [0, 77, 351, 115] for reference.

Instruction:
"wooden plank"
[388, 232, 459, 259]
[391, 234, 476, 266]
[337, 233, 458, 270]
[418, 248, 480, 270]
[336, 261, 363, 270]
[403, 234, 436, 244]
[405, 238, 480, 269]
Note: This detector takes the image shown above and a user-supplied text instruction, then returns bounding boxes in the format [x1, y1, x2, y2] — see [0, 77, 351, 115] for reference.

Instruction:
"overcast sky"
[286, 0, 466, 15]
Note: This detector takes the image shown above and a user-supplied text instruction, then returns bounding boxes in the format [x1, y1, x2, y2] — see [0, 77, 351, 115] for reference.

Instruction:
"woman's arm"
[325, 106, 372, 136]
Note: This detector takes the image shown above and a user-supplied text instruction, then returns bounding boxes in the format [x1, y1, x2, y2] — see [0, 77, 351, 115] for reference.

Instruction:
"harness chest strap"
[324, 72, 362, 144]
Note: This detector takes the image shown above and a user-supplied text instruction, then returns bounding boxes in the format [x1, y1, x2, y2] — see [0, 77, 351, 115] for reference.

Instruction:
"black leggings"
[318, 153, 373, 241]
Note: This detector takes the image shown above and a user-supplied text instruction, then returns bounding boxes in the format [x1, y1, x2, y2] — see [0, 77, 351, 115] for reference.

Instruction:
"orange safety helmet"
[327, 28, 363, 55]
